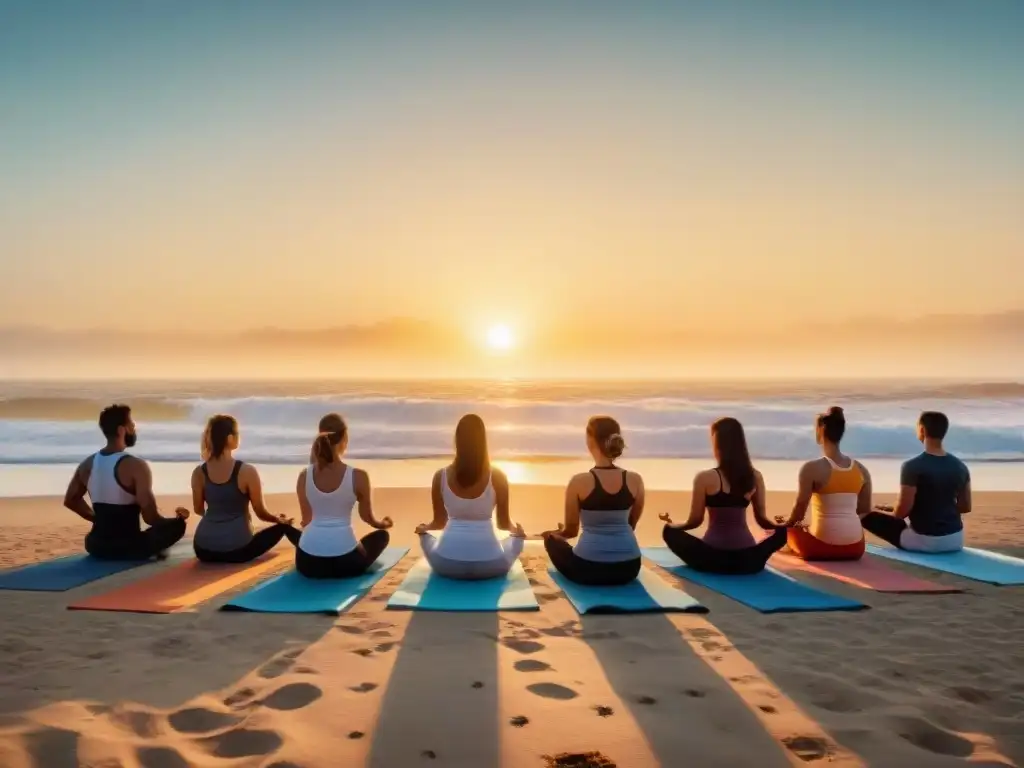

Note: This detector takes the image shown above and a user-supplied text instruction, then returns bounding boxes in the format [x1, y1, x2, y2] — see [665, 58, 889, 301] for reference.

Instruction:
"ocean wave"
[1, 391, 1022, 463]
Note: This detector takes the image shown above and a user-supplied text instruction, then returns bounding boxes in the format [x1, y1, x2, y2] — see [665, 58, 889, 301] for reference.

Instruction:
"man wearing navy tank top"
[63, 404, 189, 560]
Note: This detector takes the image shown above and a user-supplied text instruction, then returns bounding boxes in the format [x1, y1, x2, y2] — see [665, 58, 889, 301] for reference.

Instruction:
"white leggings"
[900, 528, 964, 553]
[419, 533, 524, 580]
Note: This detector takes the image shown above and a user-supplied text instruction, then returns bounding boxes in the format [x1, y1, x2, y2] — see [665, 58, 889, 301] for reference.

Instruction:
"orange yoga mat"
[68, 551, 293, 613]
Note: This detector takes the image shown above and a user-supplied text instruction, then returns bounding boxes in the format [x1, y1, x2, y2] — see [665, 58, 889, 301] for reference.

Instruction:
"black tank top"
[705, 469, 751, 509]
[580, 468, 635, 511]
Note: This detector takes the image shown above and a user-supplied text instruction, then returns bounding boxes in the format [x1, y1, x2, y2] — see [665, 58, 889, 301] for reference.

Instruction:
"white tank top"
[434, 468, 503, 562]
[298, 463, 359, 558]
[87, 451, 136, 505]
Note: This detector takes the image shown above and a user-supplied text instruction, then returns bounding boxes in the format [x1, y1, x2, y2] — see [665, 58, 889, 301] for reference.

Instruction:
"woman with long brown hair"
[415, 414, 526, 580]
[191, 415, 301, 563]
[542, 416, 645, 586]
[295, 413, 393, 578]
[660, 417, 787, 574]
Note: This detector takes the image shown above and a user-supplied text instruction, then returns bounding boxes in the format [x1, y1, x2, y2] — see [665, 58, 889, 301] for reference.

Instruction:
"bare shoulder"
[490, 466, 508, 487]
[854, 460, 872, 478]
[78, 454, 95, 476]
[626, 469, 644, 491]
[353, 467, 370, 487]
[753, 468, 765, 484]
[190, 463, 204, 481]
[239, 462, 259, 479]
[567, 471, 591, 494]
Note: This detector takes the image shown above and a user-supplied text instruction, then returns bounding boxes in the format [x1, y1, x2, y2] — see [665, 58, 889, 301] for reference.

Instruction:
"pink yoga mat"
[772, 553, 962, 593]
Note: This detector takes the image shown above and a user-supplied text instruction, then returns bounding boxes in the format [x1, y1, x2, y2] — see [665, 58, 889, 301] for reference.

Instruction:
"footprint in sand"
[543, 751, 618, 768]
[261, 683, 323, 711]
[168, 707, 242, 735]
[370, 629, 393, 639]
[635, 696, 657, 705]
[374, 641, 399, 653]
[337, 625, 365, 635]
[258, 648, 304, 679]
[22, 727, 80, 768]
[514, 659, 552, 673]
[110, 708, 161, 738]
[353, 648, 374, 657]
[895, 716, 973, 758]
[948, 686, 992, 705]
[509, 715, 529, 727]
[200, 727, 283, 759]
[223, 687, 257, 708]
[782, 736, 831, 762]
[527, 683, 579, 700]
[593, 705, 614, 717]
[758, 705, 778, 714]
[537, 592, 561, 603]
[136, 745, 190, 768]
[350, 682, 379, 693]
[501, 639, 545, 655]
[294, 666, 318, 675]
[150, 635, 192, 659]
[348, 731, 365, 740]
[472, 681, 484, 689]
[683, 689, 706, 698]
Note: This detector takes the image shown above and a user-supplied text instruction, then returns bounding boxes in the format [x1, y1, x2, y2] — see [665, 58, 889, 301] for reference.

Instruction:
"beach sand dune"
[0, 488, 1022, 766]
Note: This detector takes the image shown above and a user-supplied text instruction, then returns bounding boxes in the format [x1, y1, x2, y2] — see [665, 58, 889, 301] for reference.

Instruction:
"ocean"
[2, 378, 1023, 496]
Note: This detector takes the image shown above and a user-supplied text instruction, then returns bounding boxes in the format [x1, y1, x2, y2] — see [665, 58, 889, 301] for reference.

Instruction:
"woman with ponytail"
[779, 406, 872, 561]
[295, 413, 393, 578]
[414, 414, 526, 580]
[191, 415, 301, 563]
[542, 416, 644, 586]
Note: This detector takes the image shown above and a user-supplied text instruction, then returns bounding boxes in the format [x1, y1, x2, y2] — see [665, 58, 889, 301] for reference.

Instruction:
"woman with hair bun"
[780, 406, 872, 561]
[294, 413, 393, 578]
[191, 415, 301, 563]
[542, 416, 644, 586]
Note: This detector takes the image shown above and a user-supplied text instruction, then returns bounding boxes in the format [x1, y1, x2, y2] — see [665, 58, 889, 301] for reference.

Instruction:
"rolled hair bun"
[603, 433, 626, 459]
[826, 406, 844, 420]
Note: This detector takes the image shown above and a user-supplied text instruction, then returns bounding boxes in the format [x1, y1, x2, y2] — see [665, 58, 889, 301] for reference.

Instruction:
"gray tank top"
[573, 469, 642, 563]
[194, 461, 254, 552]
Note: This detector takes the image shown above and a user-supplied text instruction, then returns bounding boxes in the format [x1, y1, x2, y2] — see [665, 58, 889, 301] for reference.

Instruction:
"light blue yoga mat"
[0, 541, 192, 592]
[387, 558, 539, 611]
[222, 547, 408, 614]
[549, 566, 708, 614]
[642, 548, 866, 613]
[866, 543, 1024, 586]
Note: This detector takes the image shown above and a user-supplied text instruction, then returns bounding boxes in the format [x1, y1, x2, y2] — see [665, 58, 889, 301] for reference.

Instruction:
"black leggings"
[662, 526, 788, 575]
[544, 535, 641, 587]
[194, 523, 302, 564]
[295, 530, 390, 579]
[860, 512, 907, 549]
[85, 517, 187, 560]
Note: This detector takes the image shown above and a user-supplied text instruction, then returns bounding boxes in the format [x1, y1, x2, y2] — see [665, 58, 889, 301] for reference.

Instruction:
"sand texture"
[0, 486, 1022, 767]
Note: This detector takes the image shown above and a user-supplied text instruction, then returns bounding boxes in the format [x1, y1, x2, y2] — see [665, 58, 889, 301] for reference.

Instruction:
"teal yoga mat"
[548, 566, 708, 614]
[866, 543, 1024, 585]
[0, 542, 190, 592]
[642, 547, 866, 613]
[387, 558, 539, 611]
[221, 547, 408, 614]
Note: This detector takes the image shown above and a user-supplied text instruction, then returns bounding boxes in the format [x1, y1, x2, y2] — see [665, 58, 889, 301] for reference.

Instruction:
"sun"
[486, 324, 515, 351]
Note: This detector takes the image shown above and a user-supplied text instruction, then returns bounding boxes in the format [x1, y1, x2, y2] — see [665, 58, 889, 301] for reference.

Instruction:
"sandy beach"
[0, 486, 1022, 767]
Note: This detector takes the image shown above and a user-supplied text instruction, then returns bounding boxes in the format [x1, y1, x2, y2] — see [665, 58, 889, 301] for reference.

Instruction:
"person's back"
[902, 452, 968, 537]
[702, 473, 757, 550]
[88, 450, 142, 543]
[434, 468, 504, 561]
[415, 414, 525, 580]
[574, 469, 641, 562]
[64, 404, 188, 560]
[194, 461, 253, 551]
[299, 461, 359, 557]
[808, 456, 866, 545]
[860, 411, 970, 554]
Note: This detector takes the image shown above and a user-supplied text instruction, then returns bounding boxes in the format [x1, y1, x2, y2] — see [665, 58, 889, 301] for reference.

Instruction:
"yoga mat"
[221, 548, 408, 614]
[866, 544, 1024, 586]
[68, 551, 293, 613]
[387, 558, 539, 611]
[0, 542, 191, 592]
[772, 552, 961, 594]
[642, 548, 866, 613]
[548, 566, 707, 614]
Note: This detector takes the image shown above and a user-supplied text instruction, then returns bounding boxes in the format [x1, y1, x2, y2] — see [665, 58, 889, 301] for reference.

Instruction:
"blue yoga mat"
[866, 543, 1024, 585]
[549, 566, 708, 614]
[222, 547, 408, 614]
[642, 548, 866, 613]
[0, 541, 192, 592]
[387, 558, 539, 611]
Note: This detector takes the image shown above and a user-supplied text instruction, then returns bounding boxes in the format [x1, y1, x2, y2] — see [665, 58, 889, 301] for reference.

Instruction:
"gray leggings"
[419, 533, 524, 580]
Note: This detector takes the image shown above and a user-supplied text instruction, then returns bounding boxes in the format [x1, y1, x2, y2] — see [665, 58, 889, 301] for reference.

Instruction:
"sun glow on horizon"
[486, 324, 516, 352]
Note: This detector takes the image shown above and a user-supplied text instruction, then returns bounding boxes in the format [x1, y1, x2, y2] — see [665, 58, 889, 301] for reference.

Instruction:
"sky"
[1, 1, 1022, 368]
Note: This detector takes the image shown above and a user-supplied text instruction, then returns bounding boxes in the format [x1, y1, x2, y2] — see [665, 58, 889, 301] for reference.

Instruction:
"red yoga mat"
[772, 552, 962, 593]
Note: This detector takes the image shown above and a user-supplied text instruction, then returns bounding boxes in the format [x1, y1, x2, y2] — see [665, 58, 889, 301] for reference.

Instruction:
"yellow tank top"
[809, 456, 865, 545]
